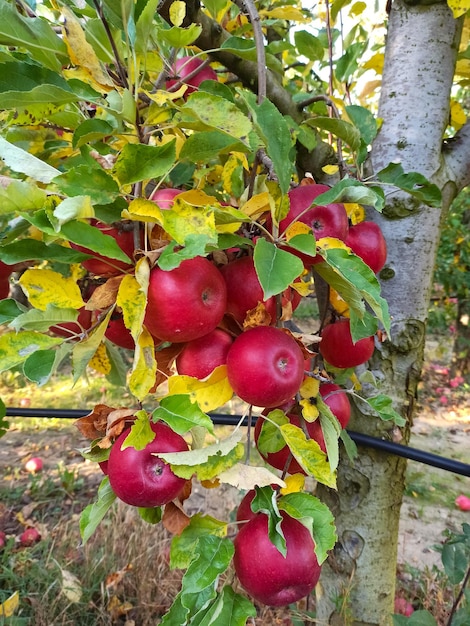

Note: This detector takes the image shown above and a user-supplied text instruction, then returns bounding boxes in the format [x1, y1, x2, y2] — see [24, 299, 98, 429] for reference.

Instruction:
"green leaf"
[176, 93, 252, 141]
[152, 395, 215, 436]
[307, 117, 361, 151]
[280, 423, 337, 488]
[112, 140, 176, 186]
[441, 542, 468, 584]
[253, 238, 304, 299]
[22, 349, 56, 386]
[220, 36, 282, 73]
[317, 396, 341, 472]
[52, 196, 94, 227]
[339, 428, 358, 462]
[278, 492, 337, 564]
[0, 396, 8, 439]
[60, 220, 133, 263]
[0, 299, 24, 325]
[365, 394, 406, 426]
[0, 3, 68, 72]
[138, 506, 162, 524]
[191, 586, 256, 626]
[0, 61, 79, 108]
[121, 410, 155, 451]
[392, 611, 437, 626]
[73, 119, 115, 149]
[180, 130, 249, 163]
[240, 90, 294, 194]
[9, 304, 79, 332]
[309, 178, 385, 212]
[294, 30, 324, 62]
[0, 240, 90, 265]
[335, 41, 367, 83]
[0, 137, 60, 184]
[53, 166, 120, 205]
[314, 249, 390, 337]
[345, 105, 378, 146]
[0, 180, 47, 215]
[79, 477, 116, 544]
[157, 22, 202, 47]
[255, 410, 289, 455]
[170, 513, 227, 570]
[103, 340, 129, 387]
[182, 535, 234, 597]
[250, 485, 286, 557]
[0, 331, 61, 373]
[376, 163, 442, 208]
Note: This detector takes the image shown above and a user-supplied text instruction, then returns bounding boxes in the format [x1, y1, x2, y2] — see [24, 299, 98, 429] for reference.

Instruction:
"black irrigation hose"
[5, 407, 470, 478]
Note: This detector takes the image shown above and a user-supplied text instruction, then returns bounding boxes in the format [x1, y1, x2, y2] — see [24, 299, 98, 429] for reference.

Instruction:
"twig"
[92, 0, 128, 89]
[231, 0, 266, 103]
[446, 565, 470, 626]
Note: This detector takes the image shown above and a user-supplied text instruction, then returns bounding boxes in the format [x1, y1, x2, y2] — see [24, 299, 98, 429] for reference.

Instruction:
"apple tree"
[0, 0, 469, 624]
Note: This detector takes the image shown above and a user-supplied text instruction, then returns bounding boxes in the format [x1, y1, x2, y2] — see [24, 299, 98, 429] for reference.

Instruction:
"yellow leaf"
[61, 569, 83, 603]
[329, 288, 350, 318]
[147, 86, 188, 105]
[349, 1, 367, 16]
[300, 377, 320, 399]
[61, 8, 114, 89]
[290, 277, 312, 297]
[129, 329, 156, 402]
[280, 473, 305, 495]
[450, 100, 467, 128]
[455, 58, 470, 78]
[316, 236, 349, 254]
[322, 164, 339, 175]
[363, 52, 384, 75]
[217, 463, 285, 490]
[300, 398, 319, 421]
[116, 269, 148, 343]
[240, 192, 272, 219]
[344, 203, 365, 224]
[122, 198, 165, 223]
[19, 269, 85, 311]
[163, 198, 217, 245]
[89, 342, 111, 375]
[168, 365, 233, 412]
[260, 7, 309, 22]
[285, 221, 312, 241]
[0, 591, 19, 617]
[447, 0, 470, 18]
[221, 153, 248, 195]
[169, 0, 186, 26]
[178, 189, 219, 206]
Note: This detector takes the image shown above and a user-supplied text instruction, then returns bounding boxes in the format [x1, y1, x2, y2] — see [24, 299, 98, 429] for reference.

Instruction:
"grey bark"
[317, 3, 469, 624]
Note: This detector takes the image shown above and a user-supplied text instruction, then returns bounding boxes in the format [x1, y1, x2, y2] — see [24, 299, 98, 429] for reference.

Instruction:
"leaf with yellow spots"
[19, 269, 85, 311]
[240, 192, 271, 220]
[116, 270, 148, 343]
[447, 0, 470, 18]
[129, 328, 156, 402]
[167, 365, 233, 412]
[221, 153, 247, 196]
[72, 308, 113, 383]
[0, 331, 62, 373]
[0, 591, 19, 618]
[89, 342, 111, 375]
[61, 8, 114, 89]
[122, 198, 165, 223]
[344, 203, 365, 224]
[280, 473, 305, 495]
[162, 198, 217, 246]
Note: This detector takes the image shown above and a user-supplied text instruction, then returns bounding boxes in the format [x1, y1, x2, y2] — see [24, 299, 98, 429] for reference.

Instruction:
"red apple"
[69, 220, 137, 277]
[24, 457, 43, 473]
[319, 382, 351, 428]
[233, 511, 321, 606]
[175, 328, 232, 379]
[226, 326, 305, 408]
[394, 597, 414, 616]
[255, 412, 325, 475]
[149, 187, 183, 209]
[320, 319, 375, 369]
[0, 531, 6, 549]
[105, 314, 134, 350]
[144, 256, 227, 343]
[345, 221, 387, 274]
[98, 460, 109, 475]
[278, 185, 349, 266]
[50, 306, 94, 339]
[107, 420, 189, 508]
[220, 256, 277, 324]
[0, 261, 11, 299]
[166, 56, 218, 95]
[19, 527, 41, 547]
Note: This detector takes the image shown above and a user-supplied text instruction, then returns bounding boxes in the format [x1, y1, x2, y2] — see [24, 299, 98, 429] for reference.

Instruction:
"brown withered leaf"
[243, 302, 272, 330]
[151, 343, 184, 392]
[75, 404, 114, 440]
[105, 564, 133, 590]
[85, 276, 124, 311]
[162, 501, 191, 535]
[98, 408, 137, 448]
[176, 479, 192, 503]
[200, 478, 220, 489]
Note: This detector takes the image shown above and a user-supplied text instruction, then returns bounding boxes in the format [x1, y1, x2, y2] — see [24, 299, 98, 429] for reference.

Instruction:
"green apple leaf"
[0, 137, 61, 183]
[363, 394, 406, 426]
[255, 410, 289, 455]
[0, 240, 90, 265]
[60, 220, 133, 263]
[112, 140, 176, 186]
[22, 349, 57, 386]
[152, 394, 215, 436]
[79, 477, 116, 544]
[0, 397, 8, 439]
[182, 535, 234, 597]
[72, 118, 116, 148]
[9, 304, 79, 332]
[310, 178, 385, 212]
[103, 340, 129, 388]
[121, 410, 155, 451]
[280, 423, 337, 488]
[53, 166, 120, 205]
[0, 180, 47, 214]
[317, 396, 341, 473]
[190, 586, 256, 626]
[0, 331, 62, 373]
[180, 130, 249, 163]
[137, 506, 162, 525]
[254, 237, 304, 299]
[307, 117, 361, 152]
[0, 63, 79, 108]
[156, 23, 202, 47]
[278, 492, 337, 564]
[294, 30, 324, 62]
[221, 36, 282, 73]
[250, 485, 286, 557]
[0, 299, 26, 325]
[376, 162, 442, 208]
[391, 611, 438, 626]
[170, 513, 228, 570]
[339, 429, 358, 462]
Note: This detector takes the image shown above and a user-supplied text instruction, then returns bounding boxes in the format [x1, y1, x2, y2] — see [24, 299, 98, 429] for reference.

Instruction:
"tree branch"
[442, 120, 470, 192]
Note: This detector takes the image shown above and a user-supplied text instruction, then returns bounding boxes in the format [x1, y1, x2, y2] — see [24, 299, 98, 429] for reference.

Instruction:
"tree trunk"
[316, 3, 463, 623]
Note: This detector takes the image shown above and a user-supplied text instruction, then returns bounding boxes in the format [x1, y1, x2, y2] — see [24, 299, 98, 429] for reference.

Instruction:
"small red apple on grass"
[394, 596, 414, 616]
[320, 319, 375, 369]
[226, 326, 305, 408]
[175, 328, 233, 379]
[107, 420, 189, 508]
[0, 531, 6, 549]
[144, 256, 227, 343]
[455, 494, 470, 511]
[166, 56, 218, 95]
[19, 527, 41, 547]
[233, 511, 321, 606]
[24, 457, 43, 473]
